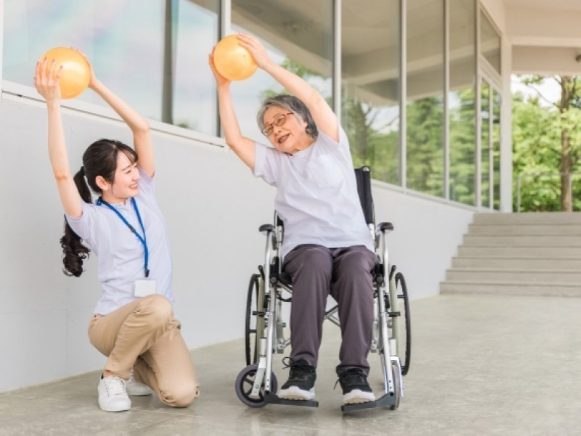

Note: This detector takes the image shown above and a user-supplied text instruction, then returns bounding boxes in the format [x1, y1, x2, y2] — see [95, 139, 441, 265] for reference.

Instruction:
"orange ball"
[214, 35, 257, 81]
[40, 47, 90, 99]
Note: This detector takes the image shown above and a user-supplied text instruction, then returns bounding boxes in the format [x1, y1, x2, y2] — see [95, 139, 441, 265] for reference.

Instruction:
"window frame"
[0, 0, 225, 148]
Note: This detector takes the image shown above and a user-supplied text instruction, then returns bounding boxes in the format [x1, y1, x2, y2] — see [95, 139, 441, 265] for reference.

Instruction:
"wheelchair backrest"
[355, 166, 375, 225]
[275, 166, 376, 227]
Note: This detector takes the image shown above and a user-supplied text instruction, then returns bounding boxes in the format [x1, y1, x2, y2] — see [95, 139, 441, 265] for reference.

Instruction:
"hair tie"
[79, 166, 85, 176]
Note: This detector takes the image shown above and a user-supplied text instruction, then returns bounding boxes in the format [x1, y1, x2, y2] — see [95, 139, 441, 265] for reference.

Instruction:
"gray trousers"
[282, 244, 376, 375]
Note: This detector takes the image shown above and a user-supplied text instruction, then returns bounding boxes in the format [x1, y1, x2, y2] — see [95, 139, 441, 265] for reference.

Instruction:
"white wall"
[0, 96, 473, 392]
[371, 183, 474, 299]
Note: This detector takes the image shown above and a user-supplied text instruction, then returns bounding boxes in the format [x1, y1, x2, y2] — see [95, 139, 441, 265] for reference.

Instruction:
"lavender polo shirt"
[65, 168, 174, 315]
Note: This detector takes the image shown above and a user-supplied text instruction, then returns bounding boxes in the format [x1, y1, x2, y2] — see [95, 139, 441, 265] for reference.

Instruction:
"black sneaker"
[337, 368, 376, 404]
[279, 359, 316, 401]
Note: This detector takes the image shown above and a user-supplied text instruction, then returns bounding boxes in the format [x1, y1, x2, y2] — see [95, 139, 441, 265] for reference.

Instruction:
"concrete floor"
[1, 294, 580, 435]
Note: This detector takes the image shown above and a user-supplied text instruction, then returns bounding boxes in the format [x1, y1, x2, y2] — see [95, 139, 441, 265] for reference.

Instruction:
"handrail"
[516, 172, 581, 212]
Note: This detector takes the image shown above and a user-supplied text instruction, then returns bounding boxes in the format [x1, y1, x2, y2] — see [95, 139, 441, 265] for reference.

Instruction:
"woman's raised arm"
[77, 50, 155, 177]
[35, 58, 83, 218]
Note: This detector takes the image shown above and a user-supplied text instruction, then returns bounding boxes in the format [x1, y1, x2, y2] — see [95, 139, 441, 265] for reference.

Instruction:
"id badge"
[134, 279, 157, 297]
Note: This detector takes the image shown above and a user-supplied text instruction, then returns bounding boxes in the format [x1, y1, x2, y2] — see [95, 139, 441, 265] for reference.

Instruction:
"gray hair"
[256, 95, 318, 139]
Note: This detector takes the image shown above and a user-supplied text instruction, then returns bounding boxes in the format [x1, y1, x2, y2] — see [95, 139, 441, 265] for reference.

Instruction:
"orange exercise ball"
[213, 35, 257, 81]
[40, 47, 90, 99]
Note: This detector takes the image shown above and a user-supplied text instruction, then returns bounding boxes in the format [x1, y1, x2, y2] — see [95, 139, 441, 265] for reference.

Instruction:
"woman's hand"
[71, 48, 100, 90]
[209, 48, 231, 88]
[34, 57, 63, 104]
[237, 33, 274, 71]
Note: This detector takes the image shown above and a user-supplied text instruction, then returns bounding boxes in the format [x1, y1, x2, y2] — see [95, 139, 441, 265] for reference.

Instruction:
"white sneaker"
[98, 376, 131, 412]
[126, 370, 153, 396]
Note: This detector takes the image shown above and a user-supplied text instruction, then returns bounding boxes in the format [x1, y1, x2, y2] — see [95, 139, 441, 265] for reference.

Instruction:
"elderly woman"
[210, 34, 376, 405]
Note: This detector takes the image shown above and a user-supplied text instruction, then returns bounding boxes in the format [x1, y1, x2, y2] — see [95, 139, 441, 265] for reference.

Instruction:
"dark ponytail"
[60, 169, 92, 277]
[60, 139, 138, 277]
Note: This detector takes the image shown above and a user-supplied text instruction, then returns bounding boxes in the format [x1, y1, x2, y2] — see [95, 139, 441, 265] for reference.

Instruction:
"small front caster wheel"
[235, 364, 278, 408]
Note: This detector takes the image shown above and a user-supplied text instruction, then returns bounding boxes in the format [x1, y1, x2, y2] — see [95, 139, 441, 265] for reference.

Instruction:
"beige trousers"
[88, 294, 200, 407]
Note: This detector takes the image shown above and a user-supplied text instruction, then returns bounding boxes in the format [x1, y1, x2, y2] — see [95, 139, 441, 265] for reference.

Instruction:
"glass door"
[480, 77, 501, 209]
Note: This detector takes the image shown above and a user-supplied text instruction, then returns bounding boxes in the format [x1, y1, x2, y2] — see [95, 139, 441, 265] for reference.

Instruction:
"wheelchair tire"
[395, 272, 411, 376]
[245, 274, 262, 366]
[235, 364, 278, 408]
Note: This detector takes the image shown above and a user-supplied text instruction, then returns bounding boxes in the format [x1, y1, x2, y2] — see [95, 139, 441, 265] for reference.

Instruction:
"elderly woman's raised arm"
[237, 33, 339, 142]
[209, 51, 257, 169]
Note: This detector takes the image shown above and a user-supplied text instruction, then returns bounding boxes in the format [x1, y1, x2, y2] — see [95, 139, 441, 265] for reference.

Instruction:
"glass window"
[3, 0, 220, 134]
[172, 0, 220, 135]
[492, 89, 501, 210]
[480, 10, 500, 74]
[231, 0, 333, 143]
[449, 0, 476, 205]
[481, 79, 490, 208]
[406, 0, 445, 197]
[341, 0, 400, 185]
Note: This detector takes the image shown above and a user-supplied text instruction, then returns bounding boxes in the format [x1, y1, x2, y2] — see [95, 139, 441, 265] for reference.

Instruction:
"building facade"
[2, 0, 577, 391]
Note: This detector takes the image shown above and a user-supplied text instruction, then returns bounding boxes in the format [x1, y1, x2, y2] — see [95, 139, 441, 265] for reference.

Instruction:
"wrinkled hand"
[209, 48, 231, 87]
[237, 33, 273, 70]
[34, 57, 62, 103]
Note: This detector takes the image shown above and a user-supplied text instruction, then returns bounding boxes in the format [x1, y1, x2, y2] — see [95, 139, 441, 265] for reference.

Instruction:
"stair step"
[473, 212, 581, 225]
[447, 268, 581, 284]
[468, 223, 581, 236]
[464, 235, 581, 246]
[440, 281, 581, 298]
[444, 213, 581, 298]
[457, 245, 581, 258]
[452, 257, 581, 269]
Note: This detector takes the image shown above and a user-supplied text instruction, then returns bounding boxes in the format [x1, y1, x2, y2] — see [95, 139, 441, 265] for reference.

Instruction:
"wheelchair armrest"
[377, 222, 394, 232]
[259, 224, 275, 233]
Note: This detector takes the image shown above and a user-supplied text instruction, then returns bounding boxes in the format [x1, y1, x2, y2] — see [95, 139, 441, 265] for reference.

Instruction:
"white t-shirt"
[254, 125, 374, 259]
[65, 168, 173, 315]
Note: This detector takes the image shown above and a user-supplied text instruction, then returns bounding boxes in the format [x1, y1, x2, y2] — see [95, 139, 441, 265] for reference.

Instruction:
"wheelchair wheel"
[395, 272, 411, 375]
[235, 364, 278, 408]
[390, 364, 402, 410]
[245, 274, 264, 366]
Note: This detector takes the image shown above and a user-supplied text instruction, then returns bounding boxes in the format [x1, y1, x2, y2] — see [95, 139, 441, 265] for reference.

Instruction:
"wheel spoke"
[242, 376, 255, 386]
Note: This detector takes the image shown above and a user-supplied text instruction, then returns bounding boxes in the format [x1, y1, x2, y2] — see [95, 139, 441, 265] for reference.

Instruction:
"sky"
[511, 74, 563, 107]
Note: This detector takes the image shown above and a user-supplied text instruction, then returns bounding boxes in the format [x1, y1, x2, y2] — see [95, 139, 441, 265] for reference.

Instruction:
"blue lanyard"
[97, 197, 150, 278]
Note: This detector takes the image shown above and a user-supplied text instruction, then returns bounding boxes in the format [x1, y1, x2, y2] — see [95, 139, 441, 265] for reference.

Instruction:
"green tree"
[450, 87, 476, 205]
[514, 75, 581, 211]
[342, 97, 399, 184]
[406, 96, 444, 197]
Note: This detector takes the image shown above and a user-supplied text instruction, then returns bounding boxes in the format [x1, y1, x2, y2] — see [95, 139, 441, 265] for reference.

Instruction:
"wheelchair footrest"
[341, 393, 396, 413]
[264, 393, 319, 408]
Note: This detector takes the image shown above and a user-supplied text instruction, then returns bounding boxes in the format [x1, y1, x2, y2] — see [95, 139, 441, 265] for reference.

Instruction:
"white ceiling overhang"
[505, 0, 581, 75]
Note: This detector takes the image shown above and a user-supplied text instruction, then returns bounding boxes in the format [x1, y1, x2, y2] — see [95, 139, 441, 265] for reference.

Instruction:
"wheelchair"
[234, 166, 412, 412]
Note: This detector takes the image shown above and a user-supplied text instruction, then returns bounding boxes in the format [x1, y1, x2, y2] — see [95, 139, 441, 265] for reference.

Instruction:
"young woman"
[35, 53, 199, 412]
[210, 34, 377, 405]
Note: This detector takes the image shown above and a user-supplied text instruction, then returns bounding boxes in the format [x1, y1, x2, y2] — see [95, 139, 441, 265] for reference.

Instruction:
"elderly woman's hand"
[209, 48, 231, 87]
[237, 33, 274, 71]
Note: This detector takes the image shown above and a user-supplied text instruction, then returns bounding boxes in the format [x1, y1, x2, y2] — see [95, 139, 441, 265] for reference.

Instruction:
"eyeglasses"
[262, 112, 294, 136]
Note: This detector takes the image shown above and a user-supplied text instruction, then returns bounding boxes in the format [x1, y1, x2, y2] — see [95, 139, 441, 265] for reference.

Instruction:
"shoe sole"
[99, 402, 131, 412]
[343, 389, 376, 404]
[126, 388, 153, 396]
[279, 386, 315, 401]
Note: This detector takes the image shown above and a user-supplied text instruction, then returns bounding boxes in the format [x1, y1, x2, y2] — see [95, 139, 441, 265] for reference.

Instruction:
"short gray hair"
[256, 95, 318, 139]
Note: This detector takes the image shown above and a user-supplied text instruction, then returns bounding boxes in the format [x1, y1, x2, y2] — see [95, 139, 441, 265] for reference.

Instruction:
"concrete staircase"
[440, 212, 581, 297]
